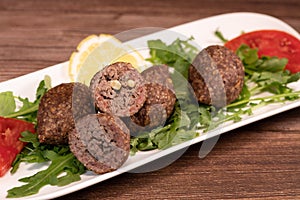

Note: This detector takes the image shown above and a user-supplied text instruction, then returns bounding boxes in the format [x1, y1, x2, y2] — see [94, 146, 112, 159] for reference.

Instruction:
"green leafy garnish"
[0, 75, 52, 124]
[147, 37, 199, 78]
[7, 132, 85, 198]
[236, 44, 300, 96]
[0, 91, 16, 116]
[214, 29, 228, 43]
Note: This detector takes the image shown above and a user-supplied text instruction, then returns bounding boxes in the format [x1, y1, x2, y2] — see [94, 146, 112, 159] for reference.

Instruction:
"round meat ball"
[128, 65, 176, 134]
[89, 62, 147, 117]
[188, 45, 244, 106]
[68, 113, 130, 174]
[37, 82, 95, 145]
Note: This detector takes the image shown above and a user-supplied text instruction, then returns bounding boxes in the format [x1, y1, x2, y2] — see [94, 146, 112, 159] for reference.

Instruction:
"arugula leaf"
[1, 75, 51, 123]
[287, 72, 300, 83]
[214, 29, 228, 43]
[147, 37, 199, 78]
[259, 56, 288, 72]
[20, 130, 40, 148]
[236, 44, 259, 67]
[7, 153, 83, 198]
[236, 44, 300, 96]
[8, 131, 85, 198]
[227, 91, 300, 109]
[0, 91, 16, 116]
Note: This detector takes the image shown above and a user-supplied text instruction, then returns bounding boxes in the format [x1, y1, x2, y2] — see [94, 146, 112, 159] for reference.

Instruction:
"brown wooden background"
[1, 0, 299, 199]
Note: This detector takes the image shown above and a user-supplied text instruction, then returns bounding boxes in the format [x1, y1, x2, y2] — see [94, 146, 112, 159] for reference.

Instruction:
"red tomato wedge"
[0, 117, 35, 177]
[225, 30, 300, 73]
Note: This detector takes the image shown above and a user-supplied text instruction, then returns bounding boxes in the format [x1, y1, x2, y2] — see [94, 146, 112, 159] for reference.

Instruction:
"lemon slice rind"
[68, 34, 145, 84]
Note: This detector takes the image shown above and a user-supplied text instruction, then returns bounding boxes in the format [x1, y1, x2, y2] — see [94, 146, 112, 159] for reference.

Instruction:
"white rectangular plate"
[0, 12, 299, 200]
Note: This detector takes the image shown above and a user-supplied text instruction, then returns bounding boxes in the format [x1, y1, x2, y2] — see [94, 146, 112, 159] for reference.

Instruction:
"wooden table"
[1, 0, 299, 199]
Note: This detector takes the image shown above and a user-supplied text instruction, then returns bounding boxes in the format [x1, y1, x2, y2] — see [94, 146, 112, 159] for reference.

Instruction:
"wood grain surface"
[0, 0, 299, 199]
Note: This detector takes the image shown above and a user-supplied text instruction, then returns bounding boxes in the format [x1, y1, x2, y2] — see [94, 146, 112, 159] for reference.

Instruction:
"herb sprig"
[0, 75, 51, 124]
[147, 37, 198, 78]
[7, 131, 85, 198]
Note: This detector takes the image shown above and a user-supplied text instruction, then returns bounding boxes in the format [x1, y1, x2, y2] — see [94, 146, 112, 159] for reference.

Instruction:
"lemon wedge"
[68, 34, 144, 85]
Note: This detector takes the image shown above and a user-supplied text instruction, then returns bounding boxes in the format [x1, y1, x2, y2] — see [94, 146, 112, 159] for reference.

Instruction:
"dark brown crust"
[188, 45, 244, 106]
[89, 62, 147, 117]
[128, 65, 176, 134]
[37, 83, 94, 145]
[141, 64, 174, 92]
[68, 113, 130, 174]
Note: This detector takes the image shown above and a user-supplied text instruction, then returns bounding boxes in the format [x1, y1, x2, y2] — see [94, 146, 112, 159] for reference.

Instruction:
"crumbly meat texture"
[128, 65, 176, 134]
[188, 45, 244, 106]
[89, 62, 147, 117]
[68, 113, 130, 174]
[37, 83, 95, 145]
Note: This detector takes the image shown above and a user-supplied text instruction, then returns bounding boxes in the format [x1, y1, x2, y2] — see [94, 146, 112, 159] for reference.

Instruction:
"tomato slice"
[0, 117, 35, 177]
[0, 145, 18, 177]
[225, 30, 300, 73]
